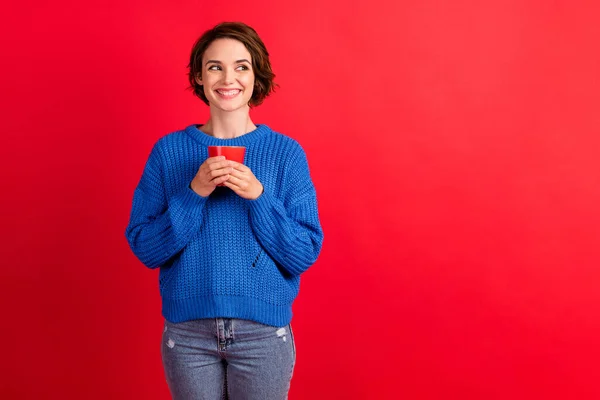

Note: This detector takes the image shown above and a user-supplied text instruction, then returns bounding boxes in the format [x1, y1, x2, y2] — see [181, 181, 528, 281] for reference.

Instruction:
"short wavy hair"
[187, 22, 277, 107]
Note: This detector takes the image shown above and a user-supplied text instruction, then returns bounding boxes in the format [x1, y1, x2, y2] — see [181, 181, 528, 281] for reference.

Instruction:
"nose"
[223, 67, 235, 85]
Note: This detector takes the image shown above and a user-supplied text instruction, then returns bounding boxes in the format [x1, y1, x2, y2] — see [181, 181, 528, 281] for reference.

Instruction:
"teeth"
[217, 90, 240, 96]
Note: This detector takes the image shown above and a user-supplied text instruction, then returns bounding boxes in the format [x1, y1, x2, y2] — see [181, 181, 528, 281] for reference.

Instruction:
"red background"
[2, 0, 599, 398]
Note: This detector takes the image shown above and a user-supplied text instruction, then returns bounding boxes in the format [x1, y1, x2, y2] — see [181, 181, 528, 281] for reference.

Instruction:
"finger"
[201, 157, 226, 173]
[205, 156, 226, 165]
[226, 174, 250, 190]
[208, 165, 234, 179]
[228, 167, 245, 179]
[207, 160, 232, 170]
[211, 174, 230, 185]
[206, 160, 233, 173]
[222, 179, 240, 190]
[229, 161, 249, 172]
[225, 173, 243, 186]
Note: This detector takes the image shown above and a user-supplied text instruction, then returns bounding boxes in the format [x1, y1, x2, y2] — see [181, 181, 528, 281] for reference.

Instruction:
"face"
[196, 38, 255, 112]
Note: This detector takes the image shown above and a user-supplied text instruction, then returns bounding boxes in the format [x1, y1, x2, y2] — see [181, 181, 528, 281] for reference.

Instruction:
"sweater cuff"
[168, 186, 208, 240]
[247, 188, 276, 216]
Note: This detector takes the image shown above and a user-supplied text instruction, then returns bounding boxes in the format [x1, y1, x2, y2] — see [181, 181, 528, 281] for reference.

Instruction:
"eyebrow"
[205, 59, 251, 65]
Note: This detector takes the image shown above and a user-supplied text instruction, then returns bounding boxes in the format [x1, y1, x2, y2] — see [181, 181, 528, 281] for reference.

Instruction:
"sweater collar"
[184, 123, 271, 146]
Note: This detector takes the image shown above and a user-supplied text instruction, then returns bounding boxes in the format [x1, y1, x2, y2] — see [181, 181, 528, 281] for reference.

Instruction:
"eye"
[236, 65, 250, 71]
[208, 65, 221, 71]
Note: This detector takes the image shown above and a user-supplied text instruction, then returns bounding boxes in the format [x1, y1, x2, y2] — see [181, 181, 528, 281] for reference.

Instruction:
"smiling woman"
[188, 22, 277, 110]
[195, 39, 256, 114]
[124, 22, 324, 400]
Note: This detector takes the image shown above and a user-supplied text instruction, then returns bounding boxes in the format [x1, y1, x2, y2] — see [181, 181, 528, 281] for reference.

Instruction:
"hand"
[222, 161, 264, 200]
[190, 156, 234, 197]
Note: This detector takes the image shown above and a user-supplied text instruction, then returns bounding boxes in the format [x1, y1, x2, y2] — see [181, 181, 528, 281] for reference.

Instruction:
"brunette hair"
[187, 22, 277, 107]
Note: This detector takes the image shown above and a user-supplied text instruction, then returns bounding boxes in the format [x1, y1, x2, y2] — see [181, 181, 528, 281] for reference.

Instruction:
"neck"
[202, 106, 257, 139]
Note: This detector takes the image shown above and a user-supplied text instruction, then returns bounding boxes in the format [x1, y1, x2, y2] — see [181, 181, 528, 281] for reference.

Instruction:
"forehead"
[203, 38, 252, 62]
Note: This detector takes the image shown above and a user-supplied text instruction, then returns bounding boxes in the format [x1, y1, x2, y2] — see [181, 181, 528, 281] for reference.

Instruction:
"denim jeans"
[161, 318, 296, 399]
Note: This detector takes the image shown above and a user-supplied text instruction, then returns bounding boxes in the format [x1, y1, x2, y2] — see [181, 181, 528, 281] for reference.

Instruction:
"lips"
[216, 89, 241, 98]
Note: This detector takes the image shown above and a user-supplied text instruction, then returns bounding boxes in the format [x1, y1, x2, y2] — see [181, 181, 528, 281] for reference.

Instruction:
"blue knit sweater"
[125, 124, 323, 327]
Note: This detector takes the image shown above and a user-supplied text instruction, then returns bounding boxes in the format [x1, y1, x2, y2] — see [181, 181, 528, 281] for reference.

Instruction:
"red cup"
[207, 146, 246, 186]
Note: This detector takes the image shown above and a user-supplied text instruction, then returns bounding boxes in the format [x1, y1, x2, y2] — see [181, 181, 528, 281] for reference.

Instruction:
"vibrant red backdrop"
[2, 0, 599, 399]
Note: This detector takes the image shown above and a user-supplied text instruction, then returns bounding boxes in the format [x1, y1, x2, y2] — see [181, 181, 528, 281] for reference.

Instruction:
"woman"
[125, 22, 324, 399]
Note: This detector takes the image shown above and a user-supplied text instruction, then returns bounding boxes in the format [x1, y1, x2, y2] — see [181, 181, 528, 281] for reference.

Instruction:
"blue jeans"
[161, 318, 296, 399]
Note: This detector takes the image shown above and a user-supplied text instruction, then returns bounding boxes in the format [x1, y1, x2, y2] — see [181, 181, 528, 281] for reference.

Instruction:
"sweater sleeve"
[247, 145, 324, 276]
[125, 142, 208, 269]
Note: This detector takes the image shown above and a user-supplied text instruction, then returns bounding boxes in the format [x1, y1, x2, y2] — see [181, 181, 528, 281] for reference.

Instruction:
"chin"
[211, 100, 251, 112]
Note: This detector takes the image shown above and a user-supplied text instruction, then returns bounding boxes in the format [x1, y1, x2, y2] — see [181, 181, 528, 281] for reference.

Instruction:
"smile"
[215, 89, 241, 99]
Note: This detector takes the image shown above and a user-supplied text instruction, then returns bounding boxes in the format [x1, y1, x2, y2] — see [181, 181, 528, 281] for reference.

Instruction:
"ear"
[195, 74, 203, 86]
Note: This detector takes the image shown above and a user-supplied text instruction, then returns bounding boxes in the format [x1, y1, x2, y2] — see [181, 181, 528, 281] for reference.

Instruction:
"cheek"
[243, 74, 255, 86]
[245, 77, 255, 94]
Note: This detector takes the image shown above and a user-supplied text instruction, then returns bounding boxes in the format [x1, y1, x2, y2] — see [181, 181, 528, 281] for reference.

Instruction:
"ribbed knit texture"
[125, 124, 324, 327]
